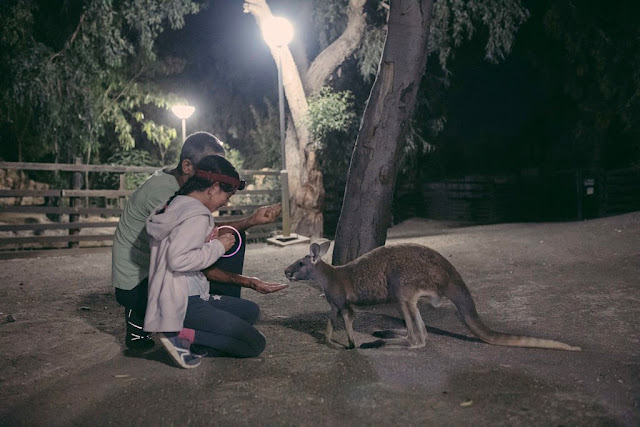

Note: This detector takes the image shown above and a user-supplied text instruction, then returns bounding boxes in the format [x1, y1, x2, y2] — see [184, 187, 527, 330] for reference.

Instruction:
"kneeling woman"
[144, 154, 265, 368]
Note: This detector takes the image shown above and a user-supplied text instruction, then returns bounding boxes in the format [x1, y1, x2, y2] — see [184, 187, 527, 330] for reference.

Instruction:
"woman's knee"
[246, 330, 266, 358]
[244, 300, 261, 324]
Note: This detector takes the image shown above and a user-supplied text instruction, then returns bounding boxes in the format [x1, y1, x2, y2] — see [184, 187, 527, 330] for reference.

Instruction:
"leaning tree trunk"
[244, 0, 367, 238]
[332, 0, 434, 265]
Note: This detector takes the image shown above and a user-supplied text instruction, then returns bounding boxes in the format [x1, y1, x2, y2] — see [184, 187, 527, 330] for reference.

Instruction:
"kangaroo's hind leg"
[402, 299, 427, 348]
[324, 305, 340, 349]
[361, 301, 422, 349]
[371, 302, 411, 339]
[342, 307, 356, 349]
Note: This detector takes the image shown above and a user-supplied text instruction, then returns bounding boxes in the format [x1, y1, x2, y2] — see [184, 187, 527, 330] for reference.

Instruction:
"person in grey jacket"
[145, 154, 275, 368]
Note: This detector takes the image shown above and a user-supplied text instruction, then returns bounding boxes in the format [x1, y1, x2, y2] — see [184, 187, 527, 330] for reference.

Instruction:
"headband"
[195, 169, 246, 191]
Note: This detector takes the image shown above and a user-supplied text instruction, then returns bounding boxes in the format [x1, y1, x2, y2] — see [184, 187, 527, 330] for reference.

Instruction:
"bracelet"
[217, 225, 242, 258]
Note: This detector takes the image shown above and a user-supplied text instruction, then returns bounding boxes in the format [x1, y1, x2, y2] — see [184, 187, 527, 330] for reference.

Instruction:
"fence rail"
[420, 168, 640, 223]
[0, 161, 281, 257]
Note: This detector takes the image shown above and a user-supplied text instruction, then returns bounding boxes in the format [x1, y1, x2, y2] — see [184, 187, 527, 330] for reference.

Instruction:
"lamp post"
[261, 16, 294, 239]
[171, 105, 196, 143]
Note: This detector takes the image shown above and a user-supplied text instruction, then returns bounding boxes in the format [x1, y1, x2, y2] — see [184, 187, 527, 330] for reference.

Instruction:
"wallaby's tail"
[447, 286, 581, 351]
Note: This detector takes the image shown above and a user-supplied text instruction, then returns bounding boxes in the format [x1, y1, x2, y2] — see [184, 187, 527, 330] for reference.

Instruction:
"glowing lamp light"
[261, 16, 294, 48]
[171, 105, 195, 142]
[171, 105, 195, 120]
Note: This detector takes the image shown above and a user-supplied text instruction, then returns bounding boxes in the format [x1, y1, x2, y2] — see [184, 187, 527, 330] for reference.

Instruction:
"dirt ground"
[1, 213, 639, 426]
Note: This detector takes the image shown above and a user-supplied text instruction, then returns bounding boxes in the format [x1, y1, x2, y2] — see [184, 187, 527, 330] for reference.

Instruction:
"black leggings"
[184, 295, 265, 358]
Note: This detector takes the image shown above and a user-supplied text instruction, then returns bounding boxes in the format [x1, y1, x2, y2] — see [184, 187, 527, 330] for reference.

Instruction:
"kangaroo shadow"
[261, 311, 328, 343]
[262, 310, 482, 346]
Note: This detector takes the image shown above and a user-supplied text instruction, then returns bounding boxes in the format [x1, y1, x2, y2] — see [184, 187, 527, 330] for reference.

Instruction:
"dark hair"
[155, 155, 240, 214]
[178, 132, 226, 174]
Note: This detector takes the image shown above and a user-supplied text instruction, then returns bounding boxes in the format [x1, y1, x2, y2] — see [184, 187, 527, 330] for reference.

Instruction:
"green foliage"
[306, 87, 356, 145]
[224, 148, 246, 172]
[312, 0, 348, 52]
[97, 149, 160, 190]
[541, 0, 640, 167]
[0, 0, 200, 164]
[247, 100, 280, 169]
[358, 26, 387, 83]
[141, 120, 177, 164]
[399, 121, 440, 175]
[429, 0, 530, 71]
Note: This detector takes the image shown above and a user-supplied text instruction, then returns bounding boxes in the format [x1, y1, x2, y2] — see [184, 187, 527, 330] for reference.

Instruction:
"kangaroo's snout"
[284, 262, 299, 281]
[284, 256, 313, 281]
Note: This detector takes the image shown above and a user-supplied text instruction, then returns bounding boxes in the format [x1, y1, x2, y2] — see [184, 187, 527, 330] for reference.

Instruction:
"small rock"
[460, 399, 474, 407]
[81, 306, 91, 311]
[7, 314, 16, 322]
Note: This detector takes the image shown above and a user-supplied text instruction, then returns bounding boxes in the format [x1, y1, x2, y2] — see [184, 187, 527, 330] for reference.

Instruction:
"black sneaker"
[125, 308, 155, 351]
[126, 332, 155, 350]
[158, 333, 202, 369]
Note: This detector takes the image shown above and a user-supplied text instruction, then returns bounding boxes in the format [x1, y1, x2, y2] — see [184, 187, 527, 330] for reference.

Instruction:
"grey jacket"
[144, 196, 225, 332]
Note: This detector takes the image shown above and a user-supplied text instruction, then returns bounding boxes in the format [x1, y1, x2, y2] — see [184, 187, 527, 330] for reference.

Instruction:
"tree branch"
[304, 0, 367, 94]
[47, 12, 86, 64]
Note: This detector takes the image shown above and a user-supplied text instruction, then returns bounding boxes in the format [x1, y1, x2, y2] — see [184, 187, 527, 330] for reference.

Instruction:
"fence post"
[576, 169, 583, 221]
[119, 173, 126, 209]
[69, 157, 83, 248]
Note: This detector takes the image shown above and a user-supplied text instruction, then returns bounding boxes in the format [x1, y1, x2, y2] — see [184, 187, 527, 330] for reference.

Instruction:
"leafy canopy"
[0, 0, 200, 163]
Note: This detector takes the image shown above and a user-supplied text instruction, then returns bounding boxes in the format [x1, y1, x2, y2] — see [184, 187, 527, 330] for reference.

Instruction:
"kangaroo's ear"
[309, 243, 322, 263]
[318, 240, 331, 256]
[310, 239, 331, 263]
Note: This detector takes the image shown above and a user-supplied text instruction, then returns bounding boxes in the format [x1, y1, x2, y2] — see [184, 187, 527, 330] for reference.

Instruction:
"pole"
[181, 118, 187, 143]
[69, 156, 83, 248]
[277, 48, 291, 237]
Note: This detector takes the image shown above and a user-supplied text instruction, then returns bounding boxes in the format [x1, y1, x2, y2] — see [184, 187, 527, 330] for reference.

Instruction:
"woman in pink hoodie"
[145, 154, 267, 368]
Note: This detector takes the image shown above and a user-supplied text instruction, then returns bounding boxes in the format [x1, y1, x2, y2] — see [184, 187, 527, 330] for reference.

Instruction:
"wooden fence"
[0, 161, 281, 258]
[420, 168, 640, 223]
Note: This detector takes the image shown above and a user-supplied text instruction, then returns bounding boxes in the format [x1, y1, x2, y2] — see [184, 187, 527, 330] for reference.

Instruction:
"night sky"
[158, 1, 280, 120]
[154, 0, 636, 177]
[161, 1, 546, 165]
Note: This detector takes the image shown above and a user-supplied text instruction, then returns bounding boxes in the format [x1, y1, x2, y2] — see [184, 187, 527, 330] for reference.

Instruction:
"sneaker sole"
[158, 333, 201, 369]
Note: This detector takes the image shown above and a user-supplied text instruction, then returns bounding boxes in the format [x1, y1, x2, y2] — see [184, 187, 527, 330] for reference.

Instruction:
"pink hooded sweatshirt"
[144, 195, 226, 332]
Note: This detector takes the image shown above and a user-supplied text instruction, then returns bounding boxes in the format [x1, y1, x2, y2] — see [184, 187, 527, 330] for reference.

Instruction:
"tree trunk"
[244, 0, 368, 238]
[332, 0, 434, 265]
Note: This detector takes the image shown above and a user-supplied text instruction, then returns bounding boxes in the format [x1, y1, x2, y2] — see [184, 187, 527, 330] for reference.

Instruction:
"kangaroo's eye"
[298, 262, 304, 267]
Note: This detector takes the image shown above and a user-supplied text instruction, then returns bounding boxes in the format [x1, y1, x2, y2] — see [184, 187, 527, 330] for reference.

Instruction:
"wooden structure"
[0, 162, 280, 259]
[419, 168, 640, 223]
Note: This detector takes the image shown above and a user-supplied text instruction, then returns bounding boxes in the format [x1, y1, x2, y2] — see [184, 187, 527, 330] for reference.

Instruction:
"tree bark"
[244, 0, 369, 238]
[304, 0, 367, 93]
[332, 0, 434, 265]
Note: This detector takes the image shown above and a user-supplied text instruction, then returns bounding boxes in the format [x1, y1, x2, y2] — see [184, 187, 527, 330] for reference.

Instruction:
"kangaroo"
[284, 241, 581, 351]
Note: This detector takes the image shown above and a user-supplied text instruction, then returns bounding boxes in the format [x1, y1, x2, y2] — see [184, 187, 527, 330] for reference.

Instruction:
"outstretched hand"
[251, 203, 281, 227]
[249, 277, 288, 294]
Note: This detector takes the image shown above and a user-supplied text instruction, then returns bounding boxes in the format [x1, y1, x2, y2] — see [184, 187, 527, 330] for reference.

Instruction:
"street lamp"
[261, 16, 295, 240]
[171, 104, 196, 143]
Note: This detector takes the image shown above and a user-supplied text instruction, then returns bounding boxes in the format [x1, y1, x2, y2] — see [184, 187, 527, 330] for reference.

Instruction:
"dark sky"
[162, 1, 539, 144]
[159, 1, 282, 108]
[157, 0, 636, 173]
